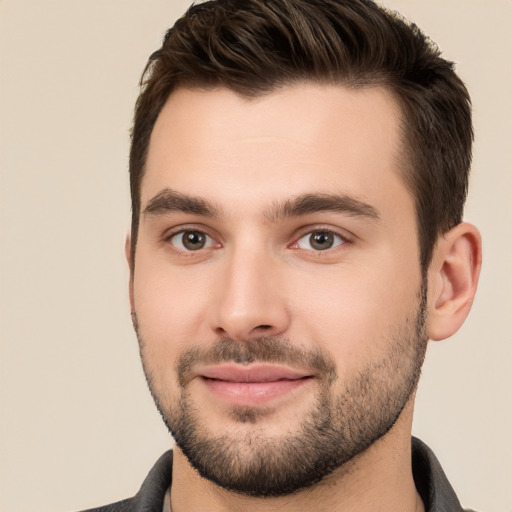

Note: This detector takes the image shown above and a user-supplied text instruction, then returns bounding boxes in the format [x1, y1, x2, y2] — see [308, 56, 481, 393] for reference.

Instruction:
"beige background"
[1, 1, 511, 511]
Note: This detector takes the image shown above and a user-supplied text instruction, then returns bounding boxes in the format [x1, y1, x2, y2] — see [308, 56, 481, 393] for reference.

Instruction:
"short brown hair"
[129, 0, 472, 270]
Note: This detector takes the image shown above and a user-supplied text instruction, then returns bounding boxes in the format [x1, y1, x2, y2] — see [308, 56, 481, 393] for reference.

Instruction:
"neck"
[170, 400, 424, 512]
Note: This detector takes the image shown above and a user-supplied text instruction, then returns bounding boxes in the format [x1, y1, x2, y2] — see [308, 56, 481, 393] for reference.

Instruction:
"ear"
[427, 222, 482, 341]
[125, 234, 135, 313]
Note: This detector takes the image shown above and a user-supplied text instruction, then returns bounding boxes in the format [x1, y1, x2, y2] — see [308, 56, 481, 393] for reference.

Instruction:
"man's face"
[131, 84, 428, 496]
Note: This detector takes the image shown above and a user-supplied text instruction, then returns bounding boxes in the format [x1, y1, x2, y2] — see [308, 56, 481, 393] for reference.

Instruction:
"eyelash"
[164, 225, 220, 255]
[163, 225, 353, 254]
[292, 230, 349, 252]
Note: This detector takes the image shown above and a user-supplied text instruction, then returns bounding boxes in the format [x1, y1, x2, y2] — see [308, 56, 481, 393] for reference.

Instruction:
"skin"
[127, 84, 481, 512]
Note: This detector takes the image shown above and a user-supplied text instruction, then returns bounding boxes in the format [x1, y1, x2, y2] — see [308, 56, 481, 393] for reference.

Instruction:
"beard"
[135, 285, 428, 498]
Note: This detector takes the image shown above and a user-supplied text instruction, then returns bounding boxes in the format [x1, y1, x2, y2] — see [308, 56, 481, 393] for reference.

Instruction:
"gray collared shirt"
[82, 437, 474, 512]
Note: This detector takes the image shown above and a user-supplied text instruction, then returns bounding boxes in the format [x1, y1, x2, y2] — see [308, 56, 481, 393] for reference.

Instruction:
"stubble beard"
[135, 285, 428, 498]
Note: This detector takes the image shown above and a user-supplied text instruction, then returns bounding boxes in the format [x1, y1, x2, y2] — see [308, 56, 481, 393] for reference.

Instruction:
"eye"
[169, 230, 216, 251]
[295, 230, 345, 251]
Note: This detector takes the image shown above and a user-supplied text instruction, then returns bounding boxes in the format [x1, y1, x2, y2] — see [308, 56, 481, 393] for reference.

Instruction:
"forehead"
[142, 83, 411, 219]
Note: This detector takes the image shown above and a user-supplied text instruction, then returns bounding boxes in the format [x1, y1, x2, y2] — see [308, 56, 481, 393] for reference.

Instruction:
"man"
[85, 0, 481, 510]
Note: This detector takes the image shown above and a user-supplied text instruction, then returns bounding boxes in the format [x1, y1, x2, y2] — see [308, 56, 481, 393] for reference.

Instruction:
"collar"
[411, 437, 467, 512]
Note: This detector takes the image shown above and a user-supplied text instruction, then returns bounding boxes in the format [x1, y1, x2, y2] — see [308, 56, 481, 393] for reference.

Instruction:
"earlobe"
[427, 222, 482, 341]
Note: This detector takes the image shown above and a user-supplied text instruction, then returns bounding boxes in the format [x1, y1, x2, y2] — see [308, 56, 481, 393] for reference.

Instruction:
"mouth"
[197, 364, 315, 406]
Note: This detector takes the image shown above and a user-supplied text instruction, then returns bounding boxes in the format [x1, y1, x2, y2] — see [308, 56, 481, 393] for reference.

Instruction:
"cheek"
[289, 257, 421, 370]
[133, 253, 213, 365]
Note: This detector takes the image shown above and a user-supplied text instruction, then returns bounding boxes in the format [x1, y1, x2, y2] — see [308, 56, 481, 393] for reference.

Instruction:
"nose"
[209, 245, 290, 341]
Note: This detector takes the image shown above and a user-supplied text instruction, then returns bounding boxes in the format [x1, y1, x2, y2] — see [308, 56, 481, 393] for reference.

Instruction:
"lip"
[200, 364, 311, 382]
[197, 364, 314, 406]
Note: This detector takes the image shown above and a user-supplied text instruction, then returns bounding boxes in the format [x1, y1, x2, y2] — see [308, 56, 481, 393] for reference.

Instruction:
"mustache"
[176, 337, 337, 388]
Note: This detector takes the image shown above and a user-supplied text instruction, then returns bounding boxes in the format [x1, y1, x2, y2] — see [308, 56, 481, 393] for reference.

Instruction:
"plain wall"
[1, 1, 511, 511]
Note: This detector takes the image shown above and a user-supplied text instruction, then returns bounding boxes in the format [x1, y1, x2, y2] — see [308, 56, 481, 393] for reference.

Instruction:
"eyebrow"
[143, 189, 380, 223]
[143, 189, 220, 217]
[264, 193, 380, 223]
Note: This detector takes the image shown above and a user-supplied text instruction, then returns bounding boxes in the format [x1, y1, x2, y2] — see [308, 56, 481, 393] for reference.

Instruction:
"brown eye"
[296, 230, 344, 251]
[170, 230, 213, 251]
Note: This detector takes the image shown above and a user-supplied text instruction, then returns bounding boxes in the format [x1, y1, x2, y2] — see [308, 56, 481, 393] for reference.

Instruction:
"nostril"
[257, 325, 272, 330]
